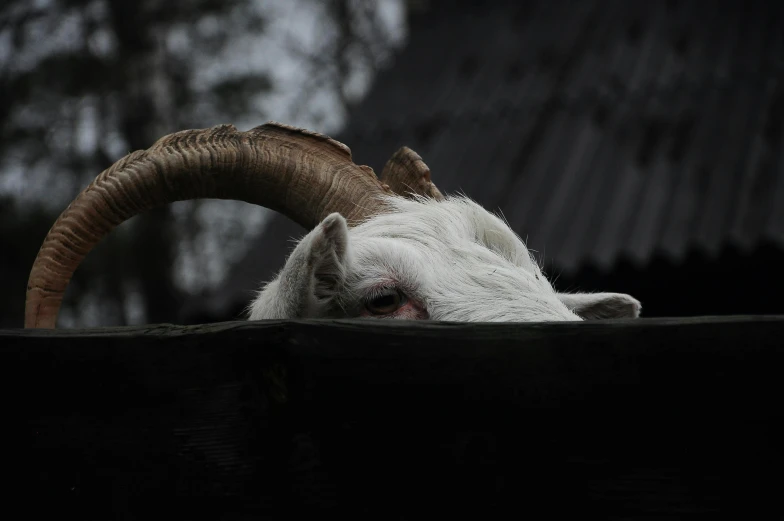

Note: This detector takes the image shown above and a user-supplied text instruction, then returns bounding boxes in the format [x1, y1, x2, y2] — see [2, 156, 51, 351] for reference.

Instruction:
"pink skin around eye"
[391, 298, 429, 320]
[359, 283, 429, 320]
[359, 298, 429, 320]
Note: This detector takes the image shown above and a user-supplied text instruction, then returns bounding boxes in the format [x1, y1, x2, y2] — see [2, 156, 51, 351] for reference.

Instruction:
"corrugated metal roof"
[339, 0, 784, 270]
[188, 0, 784, 321]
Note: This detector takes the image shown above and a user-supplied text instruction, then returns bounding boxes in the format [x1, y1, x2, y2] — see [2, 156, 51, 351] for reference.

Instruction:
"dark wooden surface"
[6, 316, 784, 520]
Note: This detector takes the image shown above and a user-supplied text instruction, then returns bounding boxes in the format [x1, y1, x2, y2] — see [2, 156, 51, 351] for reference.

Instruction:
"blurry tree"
[287, 0, 408, 123]
[0, 0, 407, 328]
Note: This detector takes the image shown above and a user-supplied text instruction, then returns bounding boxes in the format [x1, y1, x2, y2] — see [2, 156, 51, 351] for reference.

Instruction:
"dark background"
[2, 0, 783, 328]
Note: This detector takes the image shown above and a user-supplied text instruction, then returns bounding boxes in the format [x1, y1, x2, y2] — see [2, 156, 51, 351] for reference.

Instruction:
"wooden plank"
[7, 316, 784, 519]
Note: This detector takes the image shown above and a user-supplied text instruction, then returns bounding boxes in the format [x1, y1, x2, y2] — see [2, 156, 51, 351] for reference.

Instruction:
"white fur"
[248, 195, 641, 322]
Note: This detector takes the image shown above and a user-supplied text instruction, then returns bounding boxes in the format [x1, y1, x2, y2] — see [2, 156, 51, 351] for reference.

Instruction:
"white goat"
[250, 195, 640, 323]
[25, 123, 639, 328]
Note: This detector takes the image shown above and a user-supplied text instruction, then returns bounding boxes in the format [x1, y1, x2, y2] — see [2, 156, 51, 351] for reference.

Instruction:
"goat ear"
[307, 212, 350, 306]
[557, 292, 641, 320]
[248, 213, 349, 319]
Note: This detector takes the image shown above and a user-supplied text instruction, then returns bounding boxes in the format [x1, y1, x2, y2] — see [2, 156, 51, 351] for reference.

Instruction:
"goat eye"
[366, 290, 406, 315]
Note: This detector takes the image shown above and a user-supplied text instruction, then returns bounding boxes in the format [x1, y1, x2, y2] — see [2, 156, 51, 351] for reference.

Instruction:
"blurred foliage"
[0, 0, 405, 328]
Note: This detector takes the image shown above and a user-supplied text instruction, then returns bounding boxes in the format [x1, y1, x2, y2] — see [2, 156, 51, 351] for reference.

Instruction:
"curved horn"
[380, 146, 443, 200]
[25, 122, 390, 329]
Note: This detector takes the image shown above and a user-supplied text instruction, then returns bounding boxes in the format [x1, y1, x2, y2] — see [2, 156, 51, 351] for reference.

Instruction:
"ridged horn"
[380, 146, 443, 200]
[25, 121, 391, 329]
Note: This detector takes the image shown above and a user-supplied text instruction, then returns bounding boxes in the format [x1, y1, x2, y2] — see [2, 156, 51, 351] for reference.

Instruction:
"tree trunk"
[108, 1, 182, 324]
